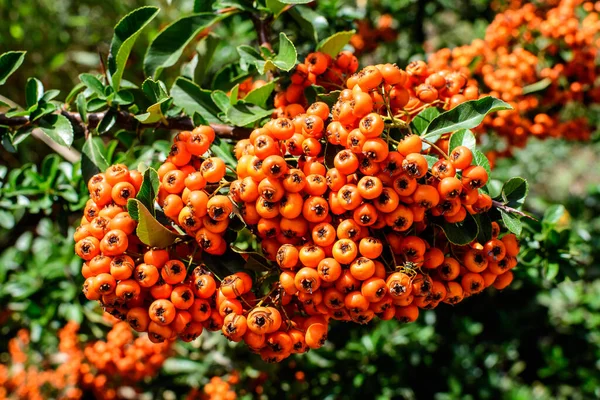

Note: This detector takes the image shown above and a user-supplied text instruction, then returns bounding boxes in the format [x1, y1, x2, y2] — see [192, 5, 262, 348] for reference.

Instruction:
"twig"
[492, 200, 538, 221]
[0, 110, 252, 140]
[422, 137, 449, 160]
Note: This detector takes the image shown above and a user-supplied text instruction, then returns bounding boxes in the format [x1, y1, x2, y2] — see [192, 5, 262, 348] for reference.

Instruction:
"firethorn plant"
[0, 1, 535, 363]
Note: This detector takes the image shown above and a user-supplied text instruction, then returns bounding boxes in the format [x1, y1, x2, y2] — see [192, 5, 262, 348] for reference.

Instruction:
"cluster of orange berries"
[75, 126, 241, 344]
[350, 14, 397, 56]
[81, 321, 170, 398]
[0, 322, 170, 400]
[189, 376, 237, 400]
[274, 51, 359, 110]
[428, 0, 600, 149]
[226, 62, 520, 361]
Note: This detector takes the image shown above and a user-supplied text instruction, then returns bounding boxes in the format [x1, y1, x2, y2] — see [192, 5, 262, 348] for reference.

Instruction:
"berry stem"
[492, 200, 538, 221]
[421, 138, 450, 161]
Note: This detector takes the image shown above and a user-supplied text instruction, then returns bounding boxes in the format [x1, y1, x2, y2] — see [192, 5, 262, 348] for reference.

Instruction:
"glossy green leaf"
[97, 108, 118, 134]
[211, 90, 231, 114]
[0, 51, 26, 85]
[266, 0, 288, 18]
[263, 33, 297, 73]
[135, 97, 170, 124]
[142, 78, 169, 103]
[474, 213, 493, 243]
[108, 6, 160, 89]
[25, 78, 44, 108]
[449, 129, 476, 152]
[38, 114, 74, 147]
[144, 12, 230, 79]
[226, 102, 273, 126]
[317, 30, 355, 57]
[501, 177, 528, 210]
[127, 198, 180, 248]
[79, 73, 105, 97]
[500, 209, 522, 235]
[289, 6, 328, 42]
[243, 81, 275, 109]
[136, 167, 160, 215]
[410, 107, 441, 135]
[435, 212, 479, 245]
[81, 137, 109, 182]
[472, 149, 491, 177]
[171, 77, 222, 124]
[421, 97, 512, 142]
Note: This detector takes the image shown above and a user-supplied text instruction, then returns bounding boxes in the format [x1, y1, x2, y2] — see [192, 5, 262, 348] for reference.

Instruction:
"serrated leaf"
[317, 30, 355, 57]
[97, 108, 118, 134]
[226, 102, 273, 126]
[262, 33, 297, 73]
[171, 77, 222, 124]
[136, 167, 160, 215]
[501, 177, 528, 210]
[38, 114, 74, 147]
[25, 78, 44, 108]
[244, 81, 275, 109]
[449, 129, 476, 152]
[108, 6, 160, 89]
[142, 78, 169, 103]
[81, 137, 109, 182]
[266, 0, 289, 18]
[421, 97, 512, 142]
[0, 51, 26, 85]
[436, 212, 479, 245]
[522, 78, 552, 95]
[127, 198, 180, 248]
[410, 107, 441, 135]
[79, 73, 105, 97]
[500, 209, 522, 235]
[144, 12, 230, 79]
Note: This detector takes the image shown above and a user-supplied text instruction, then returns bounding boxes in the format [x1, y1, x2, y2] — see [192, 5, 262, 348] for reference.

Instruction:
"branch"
[0, 111, 252, 140]
[251, 14, 273, 51]
[492, 200, 538, 221]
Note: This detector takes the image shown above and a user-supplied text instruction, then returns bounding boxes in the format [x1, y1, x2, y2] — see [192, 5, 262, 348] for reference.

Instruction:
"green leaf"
[449, 129, 476, 152]
[38, 114, 74, 147]
[472, 149, 491, 177]
[142, 78, 169, 103]
[0, 51, 26, 85]
[144, 12, 230, 79]
[435, 212, 479, 245]
[136, 167, 160, 215]
[108, 6, 160, 89]
[97, 108, 118, 134]
[522, 78, 552, 95]
[65, 83, 85, 104]
[127, 199, 180, 248]
[25, 78, 44, 108]
[226, 102, 273, 126]
[76, 95, 86, 126]
[410, 107, 441, 135]
[171, 77, 222, 124]
[79, 73, 105, 97]
[317, 91, 340, 108]
[278, 0, 313, 3]
[229, 84, 240, 105]
[501, 177, 528, 210]
[243, 81, 275, 109]
[421, 97, 512, 142]
[41, 90, 60, 102]
[112, 90, 134, 106]
[87, 98, 107, 112]
[81, 137, 109, 182]
[423, 155, 439, 169]
[263, 33, 297, 73]
[210, 137, 237, 168]
[211, 90, 231, 114]
[193, 112, 210, 127]
[289, 6, 328, 42]
[474, 213, 493, 243]
[194, 0, 215, 12]
[266, 0, 288, 18]
[500, 210, 522, 235]
[135, 97, 170, 124]
[543, 204, 566, 227]
[317, 30, 355, 57]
